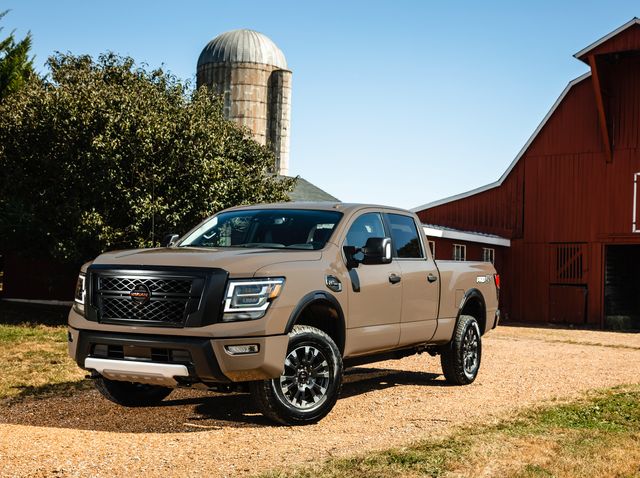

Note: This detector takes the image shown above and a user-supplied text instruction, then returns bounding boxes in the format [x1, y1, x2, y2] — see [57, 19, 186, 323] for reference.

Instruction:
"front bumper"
[68, 327, 289, 385]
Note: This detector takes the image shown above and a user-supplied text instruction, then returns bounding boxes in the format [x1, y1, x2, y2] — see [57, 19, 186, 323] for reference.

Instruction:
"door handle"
[389, 273, 401, 284]
[427, 273, 438, 283]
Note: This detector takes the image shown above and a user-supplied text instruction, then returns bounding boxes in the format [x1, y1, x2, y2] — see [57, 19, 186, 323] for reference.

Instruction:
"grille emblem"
[130, 284, 151, 305]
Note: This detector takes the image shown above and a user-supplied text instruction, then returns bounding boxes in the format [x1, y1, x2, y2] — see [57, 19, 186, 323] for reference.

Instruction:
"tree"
[0, 10, 33, 101]
[0, 52, 295, 264]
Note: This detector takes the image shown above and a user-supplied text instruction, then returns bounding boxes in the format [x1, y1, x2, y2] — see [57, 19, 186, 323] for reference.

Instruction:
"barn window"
[453, 244, 466, 261]
[550, 243, 587, 284]
[428, 240, 435, 257]
[482, 247, 495, 264]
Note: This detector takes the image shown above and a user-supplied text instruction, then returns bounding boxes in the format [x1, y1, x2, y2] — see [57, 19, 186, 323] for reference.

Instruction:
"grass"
[260, 385, 640, 478]
[0, 301, 89, 401]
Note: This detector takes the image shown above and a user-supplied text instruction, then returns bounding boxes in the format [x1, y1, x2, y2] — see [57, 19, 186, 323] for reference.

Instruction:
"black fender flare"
[284, 290, 346, 350]
[456, 288, 487, 333]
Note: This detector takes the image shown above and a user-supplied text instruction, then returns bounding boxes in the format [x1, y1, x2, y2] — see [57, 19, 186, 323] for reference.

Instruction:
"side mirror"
[343, 245, 359, 270]
[362, 237, 392, 265]
[161, 234, 180, 248]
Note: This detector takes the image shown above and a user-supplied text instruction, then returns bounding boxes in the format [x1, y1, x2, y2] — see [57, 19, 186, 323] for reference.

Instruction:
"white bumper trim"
[85, 357, 189, 386]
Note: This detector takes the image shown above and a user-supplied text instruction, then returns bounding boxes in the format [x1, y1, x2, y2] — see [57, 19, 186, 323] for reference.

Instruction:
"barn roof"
[411, 71, 592, 212]
[423, 224, 511, 247]
[413, 18, 640, 214]
[574, 17, 640, 62]
[288, 177, 340, 202]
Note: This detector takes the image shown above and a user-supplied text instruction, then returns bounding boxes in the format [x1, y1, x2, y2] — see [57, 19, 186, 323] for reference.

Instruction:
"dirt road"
[1, 325, 639, 477]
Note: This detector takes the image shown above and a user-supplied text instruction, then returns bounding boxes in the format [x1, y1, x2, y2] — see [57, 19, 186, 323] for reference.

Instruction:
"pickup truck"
[68, 202, 500, 425]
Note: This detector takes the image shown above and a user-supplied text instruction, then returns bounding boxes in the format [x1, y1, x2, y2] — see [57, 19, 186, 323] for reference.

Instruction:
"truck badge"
[130, 284, 151, 305]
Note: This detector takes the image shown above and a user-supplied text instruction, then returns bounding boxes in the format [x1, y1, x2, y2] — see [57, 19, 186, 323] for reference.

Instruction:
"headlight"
[223, 278, 284, 321]
[74, 273, 86, 315]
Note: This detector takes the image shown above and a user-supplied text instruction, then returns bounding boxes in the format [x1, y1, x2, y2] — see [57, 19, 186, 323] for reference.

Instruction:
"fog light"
[224, 344, 259, 355]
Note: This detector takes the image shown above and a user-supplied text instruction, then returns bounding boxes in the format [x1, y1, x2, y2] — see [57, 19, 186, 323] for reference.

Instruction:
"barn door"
[548, 243, 588, 324]
[605, 245, 640, 328]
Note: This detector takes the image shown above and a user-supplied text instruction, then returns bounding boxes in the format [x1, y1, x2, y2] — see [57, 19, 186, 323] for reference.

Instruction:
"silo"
[197, 29, 292, 175]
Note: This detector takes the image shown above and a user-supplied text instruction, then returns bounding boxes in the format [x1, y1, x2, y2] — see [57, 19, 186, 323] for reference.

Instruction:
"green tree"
[0, 52, 295, 264]
[0, 10, 33, 101]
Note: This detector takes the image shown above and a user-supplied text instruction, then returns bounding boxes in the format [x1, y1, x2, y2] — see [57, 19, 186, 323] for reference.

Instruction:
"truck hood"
[91, 247, 322, 277]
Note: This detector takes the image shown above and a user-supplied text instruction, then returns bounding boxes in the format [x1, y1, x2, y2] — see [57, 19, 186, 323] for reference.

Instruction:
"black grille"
[99, 276, 192, 295]
[95, 275, 198, 326]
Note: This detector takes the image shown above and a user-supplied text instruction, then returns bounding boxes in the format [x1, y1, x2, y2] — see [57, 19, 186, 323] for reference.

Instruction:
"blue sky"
[4, 1, 639, 209]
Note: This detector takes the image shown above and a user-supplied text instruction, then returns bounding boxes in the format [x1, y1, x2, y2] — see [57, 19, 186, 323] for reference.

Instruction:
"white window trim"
[453, 244, 466, 261]
[482, 247, 495, 264]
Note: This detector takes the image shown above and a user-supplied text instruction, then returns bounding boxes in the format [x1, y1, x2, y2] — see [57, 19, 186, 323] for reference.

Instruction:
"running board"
[84, 357, 189, 387]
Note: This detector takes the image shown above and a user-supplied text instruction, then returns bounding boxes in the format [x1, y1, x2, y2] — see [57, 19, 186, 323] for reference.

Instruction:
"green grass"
[0, 301, 89, 401]
[259, 385, 640, 478]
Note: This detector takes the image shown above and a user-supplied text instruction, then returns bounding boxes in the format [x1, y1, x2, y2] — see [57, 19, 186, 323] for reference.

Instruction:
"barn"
[414, 19, 640, 329]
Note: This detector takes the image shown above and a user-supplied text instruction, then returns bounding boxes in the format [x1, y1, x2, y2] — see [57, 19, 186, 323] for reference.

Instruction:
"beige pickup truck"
[68, 203, 500, 424]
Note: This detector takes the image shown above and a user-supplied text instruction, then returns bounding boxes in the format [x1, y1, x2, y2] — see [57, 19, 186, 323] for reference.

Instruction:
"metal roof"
[288, 177, 340, 202]
[422, 224, 511, 247]
[411, 71, 592, 213]
[413, 19, 640, 214]
[574, 17, 640, 62]
[198, 29, 288, 69]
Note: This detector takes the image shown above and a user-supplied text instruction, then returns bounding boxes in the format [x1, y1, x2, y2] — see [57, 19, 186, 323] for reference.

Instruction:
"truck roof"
[227, 202, 414, 215]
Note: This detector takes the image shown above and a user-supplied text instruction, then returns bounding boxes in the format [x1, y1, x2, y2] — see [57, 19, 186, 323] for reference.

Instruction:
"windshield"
[180, 209, 343, 250]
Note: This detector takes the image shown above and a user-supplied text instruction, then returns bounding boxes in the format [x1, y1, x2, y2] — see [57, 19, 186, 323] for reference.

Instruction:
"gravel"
[0, 325, 639, 477]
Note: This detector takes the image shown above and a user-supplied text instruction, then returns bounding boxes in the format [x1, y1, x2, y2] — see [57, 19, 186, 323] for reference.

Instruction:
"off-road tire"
[440, 314, 482, 385]
[94, 377, 173, 407]
[250, 325, 343, 425]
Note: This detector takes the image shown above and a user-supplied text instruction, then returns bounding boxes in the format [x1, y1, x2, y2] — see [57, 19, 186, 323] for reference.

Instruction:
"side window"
[453, 244, 466, 261]
[345, 212, 386, 261]
[387, 214, 424, 259]
[482, 247, 495, 264]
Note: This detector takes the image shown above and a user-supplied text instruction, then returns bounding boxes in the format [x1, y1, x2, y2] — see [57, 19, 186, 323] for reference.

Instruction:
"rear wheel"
[94, 377, 173, 407]
[250, 325, 343, 425]
[440, 315, 482, 385]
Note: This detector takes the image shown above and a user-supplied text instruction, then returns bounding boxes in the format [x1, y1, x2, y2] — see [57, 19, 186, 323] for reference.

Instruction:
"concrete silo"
[197, 29, 292, 175]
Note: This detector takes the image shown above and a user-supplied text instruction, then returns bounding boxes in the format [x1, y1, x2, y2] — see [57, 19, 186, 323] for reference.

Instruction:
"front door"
[343, 211, 401, 356]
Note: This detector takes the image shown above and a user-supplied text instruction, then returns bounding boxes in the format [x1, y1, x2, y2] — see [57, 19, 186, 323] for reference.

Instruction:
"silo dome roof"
[198, 29, 288, 69]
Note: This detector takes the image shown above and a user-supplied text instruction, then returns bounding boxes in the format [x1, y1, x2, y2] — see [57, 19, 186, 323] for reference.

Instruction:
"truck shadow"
[0, 367, 444, 433]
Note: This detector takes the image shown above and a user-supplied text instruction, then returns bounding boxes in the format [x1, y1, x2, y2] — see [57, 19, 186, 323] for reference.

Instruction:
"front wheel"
[94, 377, 173, 407]
[440, 315, 482, 385]
[250, 325, 343, 425]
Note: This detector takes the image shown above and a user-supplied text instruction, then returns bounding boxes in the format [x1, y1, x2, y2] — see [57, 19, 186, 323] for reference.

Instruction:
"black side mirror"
[161, 234, 180, 248]
[343, 245, 359, 270]
[362, 237, 393, 265]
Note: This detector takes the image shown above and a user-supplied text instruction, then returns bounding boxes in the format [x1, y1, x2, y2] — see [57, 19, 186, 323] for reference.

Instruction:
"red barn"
[414, 19, 640, 329]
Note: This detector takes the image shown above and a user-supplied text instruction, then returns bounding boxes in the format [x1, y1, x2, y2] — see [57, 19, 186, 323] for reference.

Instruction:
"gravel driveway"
[1, 325, 639, 477]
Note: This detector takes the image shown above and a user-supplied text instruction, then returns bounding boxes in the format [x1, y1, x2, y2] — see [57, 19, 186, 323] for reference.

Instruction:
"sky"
[4, 1, 639, 210]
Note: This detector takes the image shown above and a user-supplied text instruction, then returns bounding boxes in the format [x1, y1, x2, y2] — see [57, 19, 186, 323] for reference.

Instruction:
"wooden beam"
[588, 55, 613, 163]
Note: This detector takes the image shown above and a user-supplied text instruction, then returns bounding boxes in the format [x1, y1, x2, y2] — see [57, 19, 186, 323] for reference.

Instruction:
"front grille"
[95, 274, 199, 326]
[99, 277, 192, 295]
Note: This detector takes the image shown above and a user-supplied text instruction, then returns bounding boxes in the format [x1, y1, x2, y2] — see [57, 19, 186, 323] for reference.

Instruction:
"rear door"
[385, 213, 439, 345]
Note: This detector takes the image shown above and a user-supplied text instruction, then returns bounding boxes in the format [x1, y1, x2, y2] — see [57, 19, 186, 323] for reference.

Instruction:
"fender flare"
[284, 291, 346, 349]
[456, 288, 487, 333]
